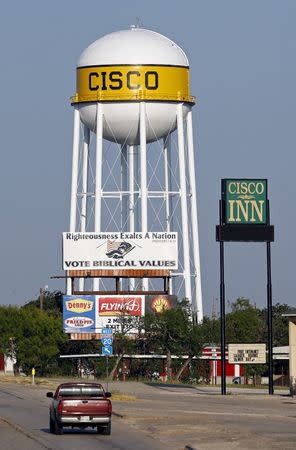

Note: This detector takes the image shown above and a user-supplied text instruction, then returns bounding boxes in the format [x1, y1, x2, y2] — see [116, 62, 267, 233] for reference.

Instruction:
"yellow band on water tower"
[71, 65, 195, 104]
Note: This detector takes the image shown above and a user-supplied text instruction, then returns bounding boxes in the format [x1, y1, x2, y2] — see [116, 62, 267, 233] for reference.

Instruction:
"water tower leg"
[163, 135, 173, 295]
[177, 104, 192, 304]
[121, 144, 128, 291]
[186, 110, 203, 322]
[67, 106, 81, 295]
[128, 145, 135, 291]
[79, 126, 90, 292]
[140, 102, 148, 292]
[93, 103, 103, 291]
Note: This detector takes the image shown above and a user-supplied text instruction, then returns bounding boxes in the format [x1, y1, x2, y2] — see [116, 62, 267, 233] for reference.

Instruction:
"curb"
[112, 411, 124, 418]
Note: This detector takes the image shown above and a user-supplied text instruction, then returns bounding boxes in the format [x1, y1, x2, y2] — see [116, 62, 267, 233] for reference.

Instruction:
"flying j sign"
[222, 179, 267, 225]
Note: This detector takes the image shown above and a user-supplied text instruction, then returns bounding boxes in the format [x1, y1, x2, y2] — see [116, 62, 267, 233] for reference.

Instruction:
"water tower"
[66, 27, 203, 322]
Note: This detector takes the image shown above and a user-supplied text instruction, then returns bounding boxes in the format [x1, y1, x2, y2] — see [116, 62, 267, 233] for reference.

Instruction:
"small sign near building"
[228, 343, 266, 364]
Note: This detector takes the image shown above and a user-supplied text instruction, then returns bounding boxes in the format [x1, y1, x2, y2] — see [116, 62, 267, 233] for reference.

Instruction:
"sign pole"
[217, 179, 274, 396]
[219, 200, 226, 395]
[106, 356, 109, 392]
[267, 240, 274, 395]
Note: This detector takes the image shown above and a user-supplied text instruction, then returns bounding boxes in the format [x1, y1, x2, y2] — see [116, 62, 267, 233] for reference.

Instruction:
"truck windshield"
[58, 386, 104, 398]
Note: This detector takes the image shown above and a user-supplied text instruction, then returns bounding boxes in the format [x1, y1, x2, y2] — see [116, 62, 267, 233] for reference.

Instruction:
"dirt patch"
[0, 376, 136, 401]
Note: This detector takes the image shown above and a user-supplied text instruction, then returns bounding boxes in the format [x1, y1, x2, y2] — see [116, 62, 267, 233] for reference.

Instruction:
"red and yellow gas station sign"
[71, 65, 194, 104]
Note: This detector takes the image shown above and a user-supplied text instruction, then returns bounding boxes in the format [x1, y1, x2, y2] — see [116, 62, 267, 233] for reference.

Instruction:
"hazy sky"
[0, 0, 295, 316]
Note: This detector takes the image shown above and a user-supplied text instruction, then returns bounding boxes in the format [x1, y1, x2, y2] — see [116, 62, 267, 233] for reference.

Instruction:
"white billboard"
[63, 232, 178, 270]
[228, 343, 266, 364]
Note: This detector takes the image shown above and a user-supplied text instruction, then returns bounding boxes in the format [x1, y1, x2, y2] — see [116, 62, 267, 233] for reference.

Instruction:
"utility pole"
[40, 287, 44, 310]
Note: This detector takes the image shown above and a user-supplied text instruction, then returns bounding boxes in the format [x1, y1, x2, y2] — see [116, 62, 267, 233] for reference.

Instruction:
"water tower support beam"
[186, 110, 203, 322]
[121, 144, 128, 230]
[128, 145, 135, 291]
[177, 103, 192, 303]
[93, 102, 103, 291]
[121, 144, 128, 290]
[140, 102, 148, 291]
[163, 135, 173, 295]
[79, 125, 90, 292]
[67, 106, 80, 295]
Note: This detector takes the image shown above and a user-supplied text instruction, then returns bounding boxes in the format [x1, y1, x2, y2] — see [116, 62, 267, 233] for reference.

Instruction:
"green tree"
[0, 306, 22, 359]
[259, 303, 296, 347]
[226, 298, 264, 343]
[143, 301, 192, 380]
[175, 322, 204, 381]
[16, 307, 66, 375]
[199, 316, 220, 344]
[24, 290, 63, 315]
[0, 305, 67, 375]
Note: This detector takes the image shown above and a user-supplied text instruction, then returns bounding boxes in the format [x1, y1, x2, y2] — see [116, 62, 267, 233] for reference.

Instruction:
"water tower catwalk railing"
[66, 101, 203, 323]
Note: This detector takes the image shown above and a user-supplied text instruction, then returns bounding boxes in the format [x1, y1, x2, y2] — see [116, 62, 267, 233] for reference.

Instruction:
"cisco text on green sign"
[225, 179, 267, 224]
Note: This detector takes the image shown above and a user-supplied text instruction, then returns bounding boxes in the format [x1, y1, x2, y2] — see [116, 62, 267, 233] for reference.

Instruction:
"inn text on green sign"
[224, 179, 267, 224]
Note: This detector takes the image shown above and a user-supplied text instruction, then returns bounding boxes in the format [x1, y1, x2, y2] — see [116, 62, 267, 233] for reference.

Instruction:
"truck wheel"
[102, 421, 111, 435]
[49, 416, 55, 433]
[54, 419, 63, 435]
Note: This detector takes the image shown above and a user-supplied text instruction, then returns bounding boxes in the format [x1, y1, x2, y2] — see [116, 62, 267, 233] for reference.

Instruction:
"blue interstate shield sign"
[101, 337, 113, 346]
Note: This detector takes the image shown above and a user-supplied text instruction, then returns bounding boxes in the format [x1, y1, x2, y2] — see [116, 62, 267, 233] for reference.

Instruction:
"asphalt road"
[1, 380, 296, 449]
[0, 382, 170, 450]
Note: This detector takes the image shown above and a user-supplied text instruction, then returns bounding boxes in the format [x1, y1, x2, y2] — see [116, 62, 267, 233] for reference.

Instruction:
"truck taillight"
[57, 401, 63, 414]
[108, 400, 112, 414]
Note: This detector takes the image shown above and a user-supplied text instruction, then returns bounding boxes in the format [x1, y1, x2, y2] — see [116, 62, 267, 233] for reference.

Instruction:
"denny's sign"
[222, 179, 267, 225]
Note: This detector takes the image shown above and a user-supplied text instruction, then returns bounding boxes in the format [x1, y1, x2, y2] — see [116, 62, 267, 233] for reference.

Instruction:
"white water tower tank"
[72, 27, 193, 144]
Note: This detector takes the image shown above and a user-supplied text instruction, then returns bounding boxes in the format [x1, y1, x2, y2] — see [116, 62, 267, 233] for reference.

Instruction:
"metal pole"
[39, 288, 44, 311]
[177, 103, 192, 303]
[93, 103, 103, 291]
[163, 135, 173, 295]
[267, 240, 274, 395]
[163, 135, 171, 232]
[106, 356, 109, 392]
[79, 126, 90, 292]
[121, 145, 128, 292]
[186, 110, 203, 323]
[220, 240, 226, 395]
[67, 106, 80, 294]
[121, 144, 128, 230]
[128, 145, 135, 291]
[219, 200, 226, 395]
[140, 102, 148, 291]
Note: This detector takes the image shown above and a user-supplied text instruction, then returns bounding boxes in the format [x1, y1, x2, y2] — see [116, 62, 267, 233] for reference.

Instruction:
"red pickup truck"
[46, 382, 112, 435]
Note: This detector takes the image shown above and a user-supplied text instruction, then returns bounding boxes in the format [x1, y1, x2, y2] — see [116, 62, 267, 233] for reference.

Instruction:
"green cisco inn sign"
[222, 179, 267, 225]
